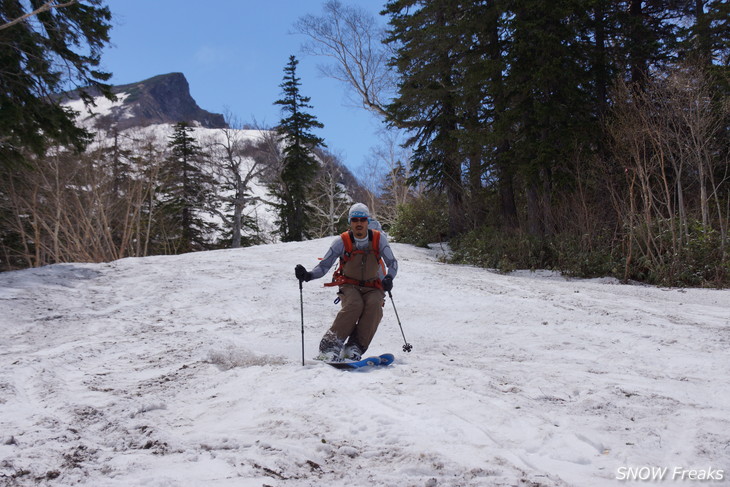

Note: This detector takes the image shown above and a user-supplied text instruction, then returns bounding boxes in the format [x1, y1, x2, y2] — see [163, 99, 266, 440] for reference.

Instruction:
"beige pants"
[319, 285, 385, 354]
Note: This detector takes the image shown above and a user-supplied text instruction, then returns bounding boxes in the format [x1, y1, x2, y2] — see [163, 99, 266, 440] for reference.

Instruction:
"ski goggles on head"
[350, 217, 368, 223]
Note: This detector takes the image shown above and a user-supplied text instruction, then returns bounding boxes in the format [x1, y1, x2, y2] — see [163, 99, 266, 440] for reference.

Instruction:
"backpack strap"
[341, 230, 378, 261]
[371, 229, 381, 263]
[371, 230, 386, 276]
[323, 230, 384, 289]
[341, 230, 354, 260]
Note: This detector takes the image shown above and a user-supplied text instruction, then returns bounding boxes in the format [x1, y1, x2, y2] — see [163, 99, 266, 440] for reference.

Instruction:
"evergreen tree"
[157, 122, 216, 254]
[272, 55, 325, 242]
[500, 0, 598, 236]
[678, 0, 729, 69]
[0, 0, 113, 165]
[383, 0, 469, 237]
[618, 0, 684, 85]
[704, 0, 729, 67]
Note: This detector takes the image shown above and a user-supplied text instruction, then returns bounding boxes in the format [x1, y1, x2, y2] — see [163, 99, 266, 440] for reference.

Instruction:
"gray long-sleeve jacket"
[309, 231, 398, 282]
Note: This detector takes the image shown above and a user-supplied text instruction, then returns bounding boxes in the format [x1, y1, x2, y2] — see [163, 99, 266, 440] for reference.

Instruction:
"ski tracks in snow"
[0, 241, 729, 486]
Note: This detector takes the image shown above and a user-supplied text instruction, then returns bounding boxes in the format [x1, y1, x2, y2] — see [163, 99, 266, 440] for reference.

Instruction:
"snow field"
[0, 239, 728, 486]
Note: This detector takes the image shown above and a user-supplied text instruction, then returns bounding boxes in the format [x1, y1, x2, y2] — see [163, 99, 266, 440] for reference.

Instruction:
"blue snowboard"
[326, 353, 395, 370]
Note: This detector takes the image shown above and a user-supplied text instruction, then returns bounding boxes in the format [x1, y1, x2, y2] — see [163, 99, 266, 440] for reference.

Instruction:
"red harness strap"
[324, 230, 384, 289]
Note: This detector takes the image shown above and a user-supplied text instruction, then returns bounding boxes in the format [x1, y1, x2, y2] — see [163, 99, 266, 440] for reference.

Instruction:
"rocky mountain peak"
[62, 72, 227, 130]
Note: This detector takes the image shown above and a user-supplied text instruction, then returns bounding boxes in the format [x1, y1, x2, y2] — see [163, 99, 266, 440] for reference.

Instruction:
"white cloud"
[193, 45, 231, 65]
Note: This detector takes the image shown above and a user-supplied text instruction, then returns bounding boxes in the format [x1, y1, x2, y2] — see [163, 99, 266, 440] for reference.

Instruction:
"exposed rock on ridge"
[62, 72, 227, 130]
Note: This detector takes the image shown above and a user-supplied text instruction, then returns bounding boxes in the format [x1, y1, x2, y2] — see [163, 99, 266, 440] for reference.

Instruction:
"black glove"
[382, 275, 393, 292]
[295, 264, 312, 282]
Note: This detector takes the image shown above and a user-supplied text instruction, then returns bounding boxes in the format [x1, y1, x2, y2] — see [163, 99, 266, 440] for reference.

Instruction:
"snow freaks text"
[616, 466, 725, 482]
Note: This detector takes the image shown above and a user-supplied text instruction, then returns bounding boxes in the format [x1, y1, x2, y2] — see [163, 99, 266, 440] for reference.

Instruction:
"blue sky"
[101, 1, 389, 175]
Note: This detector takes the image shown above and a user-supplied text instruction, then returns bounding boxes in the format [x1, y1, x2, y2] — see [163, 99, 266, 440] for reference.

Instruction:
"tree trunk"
[526, 183, 543, 237]
[593, 1, 609, 115]
[628, 0, 647, 85]
[498, 161, 519, 229]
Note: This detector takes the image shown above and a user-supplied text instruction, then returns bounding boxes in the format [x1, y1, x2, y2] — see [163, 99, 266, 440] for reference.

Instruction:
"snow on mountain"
[61, 73, 227, 131]
[1, 240, 728, 486]
[64, 92, 134, 126]
[62, 83, 282, 244]
[84, 120, 281, 244]
[61, 75, 363, 245]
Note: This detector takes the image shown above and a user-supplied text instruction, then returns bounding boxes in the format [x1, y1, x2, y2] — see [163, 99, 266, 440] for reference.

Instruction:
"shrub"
[389, 193, 449, 247]
[450, 226, 621, 278]
[626, 219, 730, 287]
[450, 219, 729, 287]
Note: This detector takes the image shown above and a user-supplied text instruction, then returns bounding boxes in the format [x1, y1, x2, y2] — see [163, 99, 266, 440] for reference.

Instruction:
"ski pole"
[299, 278, 305, 366]
[387, 290, 412, 353]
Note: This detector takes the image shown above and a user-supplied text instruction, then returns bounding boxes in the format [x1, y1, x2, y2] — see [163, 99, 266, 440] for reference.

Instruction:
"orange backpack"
[324, 229, 386, 290]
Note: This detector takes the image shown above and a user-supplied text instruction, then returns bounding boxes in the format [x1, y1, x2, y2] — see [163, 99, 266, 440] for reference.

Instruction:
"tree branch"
[0, 0, 77, 31]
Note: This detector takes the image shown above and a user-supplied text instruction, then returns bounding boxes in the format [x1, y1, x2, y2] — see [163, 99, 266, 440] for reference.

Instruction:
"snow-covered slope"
[64, 87, 282, 244]
[0, 240, 728, 486]
[62, 89, 361, 246]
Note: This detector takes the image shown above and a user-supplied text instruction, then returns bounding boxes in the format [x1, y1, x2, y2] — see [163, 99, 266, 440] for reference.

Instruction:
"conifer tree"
[0, 0, 113, 165]
[158, 122, 216, 253]
[500, 0, 598, 236]
[678, 0, 729, 69]
[272, 55, 325, 242]
[620, 0, 684, 85]
[383, 0, 468, 236]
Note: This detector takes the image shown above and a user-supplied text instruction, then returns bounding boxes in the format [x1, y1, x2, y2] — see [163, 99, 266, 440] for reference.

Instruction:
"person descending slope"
[295, 203, 398, 362]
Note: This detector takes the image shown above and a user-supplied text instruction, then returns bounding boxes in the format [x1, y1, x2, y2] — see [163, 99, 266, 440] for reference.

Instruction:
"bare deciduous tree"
[205, 114, 268, 248]
[294, 0, 395, 119]
[607, 63, 729, 282]
[0, 126, 170, 268]
[309, 149, 351, 237]
[357, 130, 415, 227]
[247, 120, 289, 243]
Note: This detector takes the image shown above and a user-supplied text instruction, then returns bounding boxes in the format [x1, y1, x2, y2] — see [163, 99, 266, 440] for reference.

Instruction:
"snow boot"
[316, 331, 344, 362]
[314, 349, 341, 362]
[343, 344, 363, 361]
